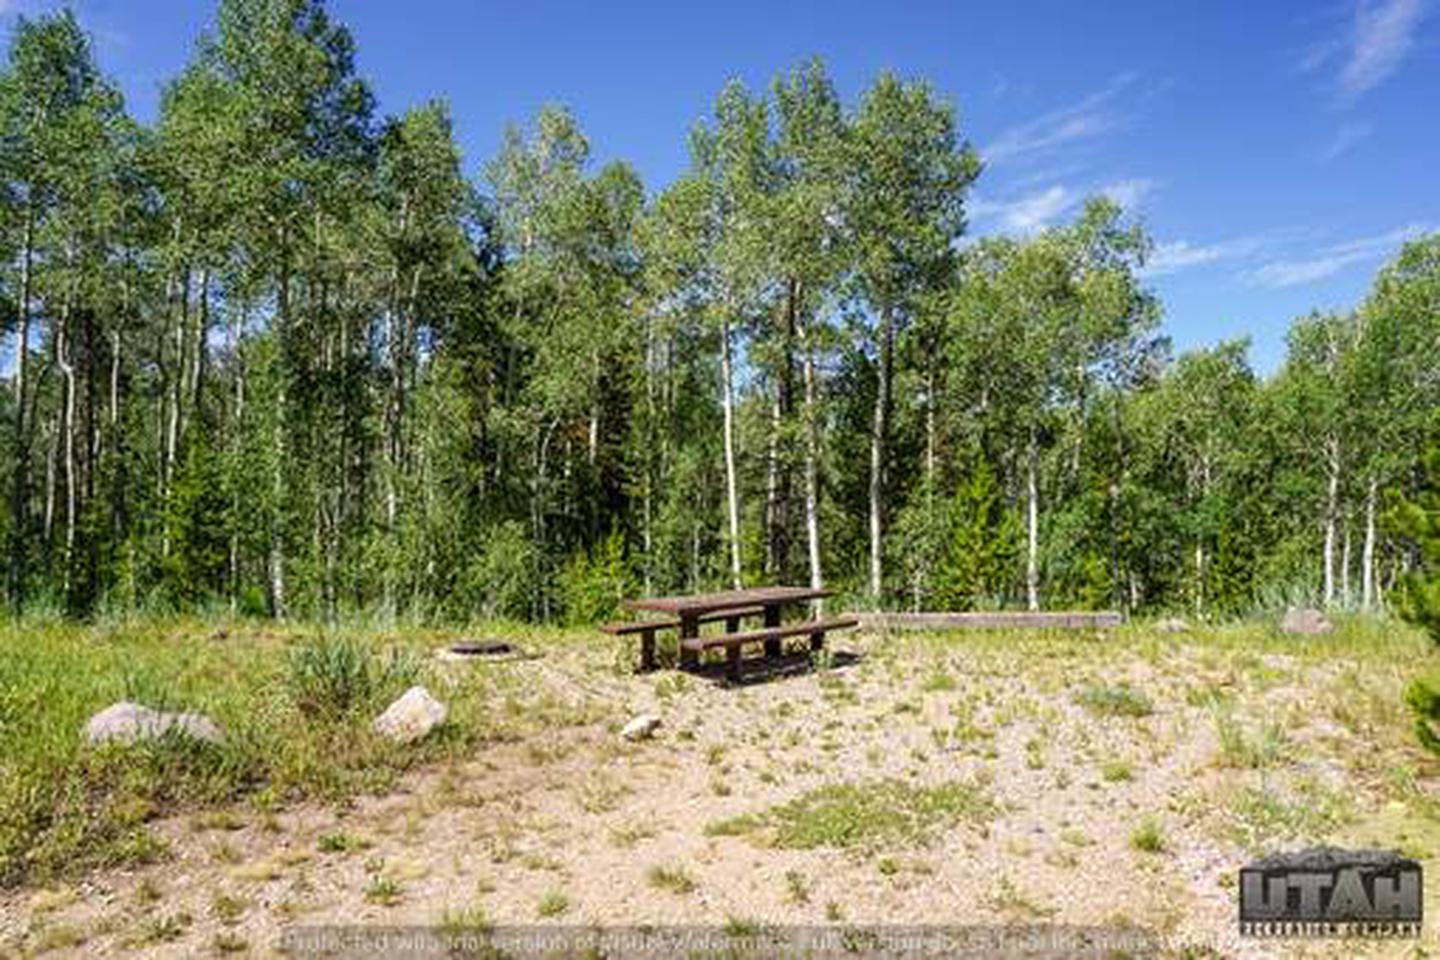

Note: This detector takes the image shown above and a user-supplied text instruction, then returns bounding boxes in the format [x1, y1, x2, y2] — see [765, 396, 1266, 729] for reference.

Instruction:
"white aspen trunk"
[271, 261, 291, 621]
[193, 269, 209, 412]
[588, 348, 601, 470]
[764, 395, 779, 576]
[925, 359, 936, 491]
[1362, 478, 1377, 610]
[799, 316, 823, 595]
[43, 419, 55, 545]
[719, 314, 742, 589]
[1323, 436, 1340, 607]
[164, 270, 188, 493]
[1194, 542, 1205, 618]
[1195, 455, 1211, 617]
[1341, 521, 1352, 609]
[1026, 431, 1040, 612]
[59, 292, 76, 597]
[642, 325, 655, 594]
[868, 311, 893, 600]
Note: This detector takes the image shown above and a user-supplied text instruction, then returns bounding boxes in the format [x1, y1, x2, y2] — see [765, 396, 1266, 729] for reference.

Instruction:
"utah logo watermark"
[1239, 847, 1422, 938]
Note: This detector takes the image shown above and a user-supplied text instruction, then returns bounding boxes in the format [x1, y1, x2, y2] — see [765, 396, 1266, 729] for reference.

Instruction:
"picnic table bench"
[603, 586, 856, 679]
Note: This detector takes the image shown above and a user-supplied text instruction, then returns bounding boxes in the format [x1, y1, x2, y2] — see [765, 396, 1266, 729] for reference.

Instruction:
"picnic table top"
[621, 586, 831, 617]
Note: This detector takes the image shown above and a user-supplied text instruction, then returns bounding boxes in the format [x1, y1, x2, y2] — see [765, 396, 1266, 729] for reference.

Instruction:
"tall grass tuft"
[286, 635, 418, 719]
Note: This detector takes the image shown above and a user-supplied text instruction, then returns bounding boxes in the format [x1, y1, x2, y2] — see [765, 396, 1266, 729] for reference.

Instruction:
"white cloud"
[1099, 178, 1158, 211]
[983, 73, 1135, 164]
[1341, 0, 1426, 99]
[1303, 0, 1428, 100]
[1145, 236, 1267, 276]
[1318, 120, 1374, 161]
[1244, 223, 1433, 287]
[971, 185, 1077, 233]
[973, 176, 1157, 235]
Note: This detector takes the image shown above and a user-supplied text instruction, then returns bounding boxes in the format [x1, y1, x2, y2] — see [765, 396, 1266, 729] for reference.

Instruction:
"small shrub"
[364, 875, 403, 906]
[722, 915, 760, 937]
[213, 933, 248, 954]
[1404, 674, 1440, 754]
[766, 779, 992, 850]
[922, 671, 957, 693]
[1214, 707, 1286, 769]
[646, 864, 696, 894]
[536, 889, 569, 918]
[1131, 817, 1166, 853]
[318, 832, 359, 853]
[287, 636, 417, 718]
[703, 813, 762, 837]
[1075, 684, 1153, 718]
[1100, 760, 1133, 783]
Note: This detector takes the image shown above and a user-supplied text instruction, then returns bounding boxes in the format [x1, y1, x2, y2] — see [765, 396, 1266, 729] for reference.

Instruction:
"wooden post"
[763, 604, 782, 658]
[679, 612, 700, 670]
[639, 627, 656, 672]
[727, 642, 742, 683]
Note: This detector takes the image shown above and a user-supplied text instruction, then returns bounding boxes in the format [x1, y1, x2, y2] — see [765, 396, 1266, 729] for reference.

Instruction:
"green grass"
[1100, 760, 1133, 783]
[1075, 683, 1154, 718]
[0, 616, 589, 888]
[703, 813, 764, 837]
[536, 889, 570, 918]
[758, 779, 993, 850]
[364, 874, 404, 905]
[1226, 782, 1353, 853]
[1213, 706, 1287, 769]
[646, 863, 697, 894]
[1130, 817, 1166, 853]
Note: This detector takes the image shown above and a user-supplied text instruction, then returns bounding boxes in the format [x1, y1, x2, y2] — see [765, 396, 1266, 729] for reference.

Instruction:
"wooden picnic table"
[616, 586, 841, 674]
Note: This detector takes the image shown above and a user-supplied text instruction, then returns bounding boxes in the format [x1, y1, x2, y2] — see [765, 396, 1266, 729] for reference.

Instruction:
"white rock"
[85, 701, 224, 746]
[1280, 607, 1334, 635]
[372, 686, 447, 744]
[621, 714, 661, 742]
[1155, 617, 1190, 634]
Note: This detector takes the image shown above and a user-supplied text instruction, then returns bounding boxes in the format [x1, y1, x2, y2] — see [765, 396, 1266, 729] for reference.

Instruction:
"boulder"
[372, 686, 447, 744]
[1155, 617, 1190, 634]
[621, 714, 661, 742]
[1280, 607, 1334, 635]
[85, 701, 224, 746]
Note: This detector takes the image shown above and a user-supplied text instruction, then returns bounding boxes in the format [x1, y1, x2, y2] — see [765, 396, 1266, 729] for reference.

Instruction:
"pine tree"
[1395, 430, 1440, 642]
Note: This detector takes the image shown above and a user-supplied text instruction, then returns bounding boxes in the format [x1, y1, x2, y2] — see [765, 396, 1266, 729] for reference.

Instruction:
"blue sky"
[4, 0, 1436, 371]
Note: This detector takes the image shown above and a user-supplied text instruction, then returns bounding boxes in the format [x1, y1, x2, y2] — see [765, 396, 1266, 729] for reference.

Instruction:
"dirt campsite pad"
[3, 618, 1440, 958]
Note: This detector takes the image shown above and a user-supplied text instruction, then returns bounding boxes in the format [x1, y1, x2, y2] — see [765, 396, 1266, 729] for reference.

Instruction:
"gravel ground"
[3, 625, 1437, 959]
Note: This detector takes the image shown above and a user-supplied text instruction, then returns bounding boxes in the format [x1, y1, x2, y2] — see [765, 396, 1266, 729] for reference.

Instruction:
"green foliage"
[462, 522, 539, 621]
[938, 458, 1019, 610]
[286, 636, 418, 719]
[1404, 673, 1440, 755]
[557, 529, 636, 626]
[161, 433, 229, 608]
[0, 0, 1433, 625]
[762, 779, 993, 850]
[1074, 684, 1153, 718]
[1394, 435, 1440, 643]
[1130, 817, 1166, 853]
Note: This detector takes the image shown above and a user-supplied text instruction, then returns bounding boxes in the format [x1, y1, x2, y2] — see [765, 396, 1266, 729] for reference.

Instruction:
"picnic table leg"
[639, 628, 657, 672]
[726, 642, 742, 682]
[763, 604, 782, 658]
[679, 613, 700, 670]
[809, 629, 825, 653]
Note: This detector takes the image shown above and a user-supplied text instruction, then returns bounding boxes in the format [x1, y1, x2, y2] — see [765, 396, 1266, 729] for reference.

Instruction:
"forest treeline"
[1, 0, 1437, 623]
